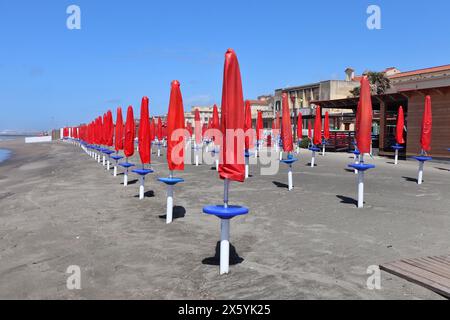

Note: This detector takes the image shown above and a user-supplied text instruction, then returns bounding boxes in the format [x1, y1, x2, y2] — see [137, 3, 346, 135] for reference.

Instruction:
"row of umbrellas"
[61, 49, 436, 274]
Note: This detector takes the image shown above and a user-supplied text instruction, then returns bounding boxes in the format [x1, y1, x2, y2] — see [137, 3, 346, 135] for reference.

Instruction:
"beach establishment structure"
[313, 64, 450, 159]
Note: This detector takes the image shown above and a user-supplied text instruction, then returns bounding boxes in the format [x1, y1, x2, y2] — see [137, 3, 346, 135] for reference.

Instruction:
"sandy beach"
[0, 138, 449, 299]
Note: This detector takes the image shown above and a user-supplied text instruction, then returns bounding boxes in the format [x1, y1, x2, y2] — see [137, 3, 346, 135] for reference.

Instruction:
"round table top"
[412, 156, 433, 162]
[391, 144, 404, 150]
[350, 150, 361, 155]
[244, 151, 253, 157]
[110, 155, 123, 161]
[157, 177, 184, 185]
[203, 205, 249, 220]
[280, 158, 298, 165]
[103, 150, 115, 155]
[348, 163, 376, 171]
[132, 168, 154, 176]
[309, 147, 321, 152]
[118, 162, 135, 168]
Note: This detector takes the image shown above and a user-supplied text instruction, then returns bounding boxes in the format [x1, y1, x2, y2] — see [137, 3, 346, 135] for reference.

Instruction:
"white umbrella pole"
[220, 179, 230, 275]
[288, 164, 293, 191]
[322, 144, 326, 156]
[107, 156, 111, 171]
[394, 149, 399, 165]
[279, 151, 283, 161]
[166, 171, 174, 224]
[357, 155, 365, 208]
[158, 146, 161, 157]
[354, 154, 359, 174]
[139, 176, 145, 199]
[418, 161, 424, 185]
[98, 152, 101, 163]
[113, 163, 117, 177]
[245, 156, 249, 179]
[311, 151, 316, 167]
[102, 155, 106, 166]
[216, 159, 219, 171]
[124, 158, 128, 186]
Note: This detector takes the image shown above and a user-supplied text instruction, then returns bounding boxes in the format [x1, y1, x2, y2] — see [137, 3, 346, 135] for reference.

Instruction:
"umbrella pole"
[357, 155, 365, 208]
[124, 157, 128, 187]
[322, 144, 326, 156]
[139, 176, 145, 199]
[220, 178, 230, 275]
[102, 153, 106, 166]
[311, 151, 316, 168]
[418, 161, 424, 185]
[245, 155, 249, 179]
[288, 163, 293, 191]
[395, 149, 399, 165]
[166, 170, 174, 224]
[158, 144, 161, 157]
[114, 160, 118, 177]
[107, 155, 111, 171]
[354, 154, 359, 174]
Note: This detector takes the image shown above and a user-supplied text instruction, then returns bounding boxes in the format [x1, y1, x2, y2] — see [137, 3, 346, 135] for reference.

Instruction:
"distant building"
[313, 64, 450, 159]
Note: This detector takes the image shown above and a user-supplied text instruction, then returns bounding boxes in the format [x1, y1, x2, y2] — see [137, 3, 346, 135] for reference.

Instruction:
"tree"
[350, 71, 391, 97]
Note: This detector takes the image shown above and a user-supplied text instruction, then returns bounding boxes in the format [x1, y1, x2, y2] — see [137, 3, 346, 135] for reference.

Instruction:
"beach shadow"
[336, 195, 358, 207]
[344, 168, 354, 173]
[121, 179, 138, 185]
[202, 241, 244, 266]
[116, 172, 124, 176]
[134, 190, 155, 198]
[159, 206, 186, 220]
[435, 167, 450, 172]
[272, 181, 289, 189]
[402, 176, 419, 183]
[306, 163, 317, 167]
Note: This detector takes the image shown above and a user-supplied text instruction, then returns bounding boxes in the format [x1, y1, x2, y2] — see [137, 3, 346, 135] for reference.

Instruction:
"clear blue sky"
[1, 0, 449, 131]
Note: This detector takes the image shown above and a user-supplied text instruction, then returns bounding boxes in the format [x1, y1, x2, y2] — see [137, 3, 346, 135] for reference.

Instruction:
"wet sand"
[0, 139, 449, 299]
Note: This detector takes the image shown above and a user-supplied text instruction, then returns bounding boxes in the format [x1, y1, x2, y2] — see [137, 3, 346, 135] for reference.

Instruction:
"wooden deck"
[380, 255, 450, 298]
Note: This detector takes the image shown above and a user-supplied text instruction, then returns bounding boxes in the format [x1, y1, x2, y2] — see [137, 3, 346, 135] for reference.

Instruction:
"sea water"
[0, 149, 11, 164]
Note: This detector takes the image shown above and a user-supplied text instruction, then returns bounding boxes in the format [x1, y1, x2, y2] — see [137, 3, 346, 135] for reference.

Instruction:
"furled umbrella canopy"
[124, 106, 135, 158]
[106, 110, 114, 147]
[244, 100, 253, 150]
[194, 109, 202, 145]
[150, 118, 156, 142]
[356, 76, 373, 154]
[157, 117, 163, 141]
[297, 112, 303, 140]
[115, 107, 124, 151]
[324, 111, 330, 141]
[212, 104, 220, 131]
[256, 110, 263, 142]
[218, 49, 245, 182]
[420, 96, 432, 152]
[138, 97, 151, 164]
[396, 106, 405, 145]
[313, 105, 322, 146]
[307, 120, 312, 141]
[281, 93, 293, 152]
[167, 80, 186, 171]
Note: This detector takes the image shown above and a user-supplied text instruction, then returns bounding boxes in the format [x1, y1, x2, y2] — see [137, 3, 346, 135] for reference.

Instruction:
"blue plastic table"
[203, 205, 249, 220]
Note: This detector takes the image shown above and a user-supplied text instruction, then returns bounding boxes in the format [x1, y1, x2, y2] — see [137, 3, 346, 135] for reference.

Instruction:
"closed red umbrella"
[281, 93, 293, 152]
[297, 112, 303, 141]
[218, 48, 245, 182]
[313, 106, 322, 146]
[138, 97, 151, 164]
[194, 109, 202, 145]
[212, 104, 220, 130]
[115, 107, 124, 152]
[244, 100, 253, 150]
[421, 96, 432, 152]
[157, 117, 163, 141]
[167, 80, 185, 171]
[124, 106, 135, 158]
[356, 76, 373, 154]
[324, 111, 330, 141]
[256, 110, 263, 142]
[150, 118, 155, 142]
[186, 121, 193, 137]
[307, 120, 312, 141]
[396, 106, 405, 145]
[106, 110, 114, 147]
